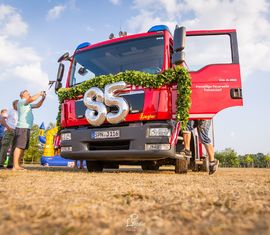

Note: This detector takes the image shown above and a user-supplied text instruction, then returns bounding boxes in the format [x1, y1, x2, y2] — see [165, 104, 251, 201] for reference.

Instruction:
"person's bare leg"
[204, 143, 219, 175]
[180, 131, 192, 157]
[13, 147, 24, 170]
[80, 160, 83, 169]
[74, 160, 78, 169]
[19, 150, 25, 167]
[204, 143, 215, 162]
[183, 131, 191, 150]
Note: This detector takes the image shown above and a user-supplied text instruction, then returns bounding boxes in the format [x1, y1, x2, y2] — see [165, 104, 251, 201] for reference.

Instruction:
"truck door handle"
[230, 88, 242, 99]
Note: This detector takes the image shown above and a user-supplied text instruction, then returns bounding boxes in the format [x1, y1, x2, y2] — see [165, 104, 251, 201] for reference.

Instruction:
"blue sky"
[0, 0, 269, 154]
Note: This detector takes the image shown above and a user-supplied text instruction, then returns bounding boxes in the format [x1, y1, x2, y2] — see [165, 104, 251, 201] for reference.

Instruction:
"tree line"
[215, 148, 270, 168]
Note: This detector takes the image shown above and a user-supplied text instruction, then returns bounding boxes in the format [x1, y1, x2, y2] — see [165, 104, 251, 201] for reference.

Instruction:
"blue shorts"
[186, 120, 212, 144]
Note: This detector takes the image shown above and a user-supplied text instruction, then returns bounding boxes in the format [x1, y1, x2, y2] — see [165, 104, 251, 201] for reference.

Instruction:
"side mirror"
[55, 81, 62, 93]
[57, 52, 70, 63]
[78, 67, 88, 76]
[172, 51, 185, 65]
[57, 63, 64, 82]
[173, 25, 186, 52]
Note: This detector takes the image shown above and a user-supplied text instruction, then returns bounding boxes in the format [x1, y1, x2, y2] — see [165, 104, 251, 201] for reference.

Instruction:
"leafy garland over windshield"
[57, 65, 192, 129]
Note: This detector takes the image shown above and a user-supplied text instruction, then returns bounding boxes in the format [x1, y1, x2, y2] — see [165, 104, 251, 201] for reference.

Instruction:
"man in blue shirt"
[13, 90, 46, 170]
[0, 109, 8, 152]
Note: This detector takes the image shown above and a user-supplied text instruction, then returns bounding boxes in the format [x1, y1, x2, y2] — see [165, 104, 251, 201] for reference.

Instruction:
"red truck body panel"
[59, 26, 243, 164]
[61, 28, 242, 128]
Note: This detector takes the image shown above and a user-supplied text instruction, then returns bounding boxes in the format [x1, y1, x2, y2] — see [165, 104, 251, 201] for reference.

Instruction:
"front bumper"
[60, 121, 176, 161]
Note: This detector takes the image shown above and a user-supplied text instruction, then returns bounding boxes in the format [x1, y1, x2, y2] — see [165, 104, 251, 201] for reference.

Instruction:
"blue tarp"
[40, 155, 86, 167]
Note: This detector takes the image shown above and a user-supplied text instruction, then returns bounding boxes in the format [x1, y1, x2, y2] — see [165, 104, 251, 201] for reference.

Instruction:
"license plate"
[91, 130, 120, 139]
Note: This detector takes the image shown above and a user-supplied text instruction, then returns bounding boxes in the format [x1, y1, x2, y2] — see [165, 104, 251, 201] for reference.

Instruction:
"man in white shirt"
[0, 100, 18, 169]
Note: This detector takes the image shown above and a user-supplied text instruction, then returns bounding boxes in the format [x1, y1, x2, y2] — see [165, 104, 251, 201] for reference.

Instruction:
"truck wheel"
[193, 157, 209, 172]
[141, 161, 160, 171]
[193, 163, 200, 172]
[202, 157, 209, 172]
[175, 158, 188, 174]
[86, 161, 104, 172]
[104, 163, 119, 169]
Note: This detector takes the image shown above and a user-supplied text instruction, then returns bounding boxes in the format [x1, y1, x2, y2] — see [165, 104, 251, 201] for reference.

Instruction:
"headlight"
[145, 144, 170, 151]
[149, 128, 171, 137]
[61, 146, 72, 152]
[61, 133, 71, 141]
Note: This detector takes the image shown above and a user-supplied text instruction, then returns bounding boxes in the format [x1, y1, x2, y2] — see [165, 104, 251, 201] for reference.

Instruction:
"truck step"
[175, 153, 191, 159]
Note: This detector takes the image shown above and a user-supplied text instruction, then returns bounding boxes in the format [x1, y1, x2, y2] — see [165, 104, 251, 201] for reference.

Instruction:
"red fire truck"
[55, 25, 243, 173]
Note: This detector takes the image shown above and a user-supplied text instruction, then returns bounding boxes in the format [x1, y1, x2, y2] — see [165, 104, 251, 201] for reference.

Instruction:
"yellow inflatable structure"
[43, 127, 58, 157]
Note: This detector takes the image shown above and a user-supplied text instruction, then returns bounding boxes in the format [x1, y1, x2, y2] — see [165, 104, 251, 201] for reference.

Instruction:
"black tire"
[141, 161, 160, 171]
[193, 163, 199, 172]
[104, 163, 119, 169]
[86, 161, 104, 172]
[175, 158, 188, 174]
[202, 157, 209, 172]
[193, 157, 209, 172]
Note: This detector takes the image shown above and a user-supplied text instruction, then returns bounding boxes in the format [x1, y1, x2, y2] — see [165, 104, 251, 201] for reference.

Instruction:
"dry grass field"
[0, 166, 269, 235]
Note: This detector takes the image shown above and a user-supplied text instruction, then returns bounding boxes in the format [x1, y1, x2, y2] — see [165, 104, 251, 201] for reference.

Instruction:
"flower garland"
[57, 65, 191, 129]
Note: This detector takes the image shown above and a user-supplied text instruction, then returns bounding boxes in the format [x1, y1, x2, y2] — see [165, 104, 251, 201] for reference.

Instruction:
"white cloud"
[13, 63, 49, 87]
[0, 4, 49, 89]
[0, 36, 40, 66]
[127, 10, 176, 34]
[0, 4, 28, 37]
[127, 0, 270, 77]
[109, 0, 121, 5]
[46, 4, 66, 21]
[0, 4, 13, 20]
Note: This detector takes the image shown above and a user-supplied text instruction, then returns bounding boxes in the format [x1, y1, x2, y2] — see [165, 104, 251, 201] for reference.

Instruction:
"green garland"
[57, 65, 192, 129]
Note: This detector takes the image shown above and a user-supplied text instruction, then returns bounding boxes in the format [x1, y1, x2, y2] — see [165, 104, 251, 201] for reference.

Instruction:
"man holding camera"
[13, 90, 46, 170]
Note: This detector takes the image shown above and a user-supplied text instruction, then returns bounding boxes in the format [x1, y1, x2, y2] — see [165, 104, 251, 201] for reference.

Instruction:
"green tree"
[215, 152, 226, 166]
[215, 148, 239, 167]
[243, 154, 254, 167]
[24, 124, 43, 163]
[263, 155, 270, 168]
[253, 153, 265, 168]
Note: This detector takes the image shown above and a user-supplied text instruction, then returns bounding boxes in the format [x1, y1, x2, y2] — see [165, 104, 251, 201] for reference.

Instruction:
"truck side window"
[185, 35, 232, 71]
[169, 44, 173, 67]
[72, 61, 95, 86]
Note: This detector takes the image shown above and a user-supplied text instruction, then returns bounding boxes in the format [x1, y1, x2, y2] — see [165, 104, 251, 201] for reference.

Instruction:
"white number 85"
[83, 81, 129, 126]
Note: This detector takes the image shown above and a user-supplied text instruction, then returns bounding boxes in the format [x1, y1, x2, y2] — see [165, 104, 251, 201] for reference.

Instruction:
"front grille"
[88, 140, 130, 151]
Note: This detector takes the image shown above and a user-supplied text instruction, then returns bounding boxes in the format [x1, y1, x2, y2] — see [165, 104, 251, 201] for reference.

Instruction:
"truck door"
[178, 29, 243, 119]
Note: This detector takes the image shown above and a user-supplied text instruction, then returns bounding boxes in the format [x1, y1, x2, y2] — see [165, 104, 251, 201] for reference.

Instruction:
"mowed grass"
[0, 166, 269, 235]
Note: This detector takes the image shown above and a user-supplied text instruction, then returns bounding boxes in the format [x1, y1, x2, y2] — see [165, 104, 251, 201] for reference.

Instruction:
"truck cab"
[56, 25, 242, 172]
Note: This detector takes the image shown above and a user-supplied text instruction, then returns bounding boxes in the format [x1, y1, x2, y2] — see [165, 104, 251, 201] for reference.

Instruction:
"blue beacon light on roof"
[76, 42, 91, 51]
[148, 25, 170, 33]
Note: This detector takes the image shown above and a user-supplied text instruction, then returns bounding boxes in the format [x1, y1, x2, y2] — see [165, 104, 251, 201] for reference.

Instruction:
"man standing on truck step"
[13, 90, 46, 171]
[0, 100, 18, 169]
[182, 120, 219, 175]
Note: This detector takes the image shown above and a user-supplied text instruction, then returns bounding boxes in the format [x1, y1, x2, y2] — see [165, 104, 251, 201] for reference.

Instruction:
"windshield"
[70, 35, 164, 86]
